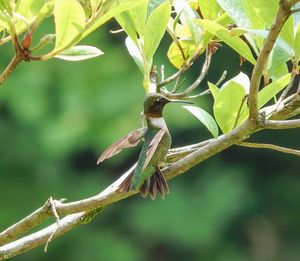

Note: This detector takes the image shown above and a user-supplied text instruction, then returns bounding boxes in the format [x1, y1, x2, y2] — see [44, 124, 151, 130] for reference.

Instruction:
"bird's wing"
[143, 129, 166, 169]
[97, 127, 146, 164]
[130, 129, 166, 189]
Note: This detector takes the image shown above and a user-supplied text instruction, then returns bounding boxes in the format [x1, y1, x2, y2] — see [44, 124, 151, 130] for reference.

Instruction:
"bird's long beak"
[169, 99, 193, 104]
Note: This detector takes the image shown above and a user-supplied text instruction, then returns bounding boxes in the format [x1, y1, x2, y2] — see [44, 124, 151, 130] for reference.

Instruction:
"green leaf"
[147, 0, 167, 17]
[0, 11, 11, 31]
[115, 11, 139, 44]
[267, 45, 290, 79]
[54, 0, 85, 52]
[183, 106, 219, 138]
[90, 0, 101, 12]
[174, 0, 202, 45]
[125, 37, 144, 72]
[217, 0, 263, 28]
[55, 45, 103, 61]
[167, 40, 197, 69]
[195, 19, 256, 64]
[257, 73, 291, 108]
[213, 81, 246, 133]
[198, 0, 221, 20]
[250, 0, 294, 49]
[216, 0, 265, 55]
[222, 71, 250, 93]
[117, 0, 147, 38]
[82, 0, 145, 38]
[238, 73, 291, 123]
[15, 0, 46, 22]
[295, 22, 300, 60]
[208, 82, 220, 100]
[144, 1, 171, 61]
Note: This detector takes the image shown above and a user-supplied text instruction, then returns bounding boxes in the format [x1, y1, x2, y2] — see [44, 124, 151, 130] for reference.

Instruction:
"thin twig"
[171, 77, 185, 93]
[181, 48, 212, 94]
[237, 141, 300, 157]
[263, 119, 300, 129]
[234, 95, 249, 128]
[292, 7, 300, 13]
[276, 62, 298, 109]
[160, 65, 165, 82]
[215, 70, 227, 86]
[166, 27, 188, 61]
[109, 28, 125, 34]
[0, 55, 22, 85]
[187, 89, 211, 99]
[162, 48, 212, 98]
[44, 197, 60, 252]
[185, 70, 227, 99]
[158, 46, 203, 88]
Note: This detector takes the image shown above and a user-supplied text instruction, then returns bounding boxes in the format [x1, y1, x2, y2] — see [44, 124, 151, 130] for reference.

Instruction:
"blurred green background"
[1, 19, 300, 261]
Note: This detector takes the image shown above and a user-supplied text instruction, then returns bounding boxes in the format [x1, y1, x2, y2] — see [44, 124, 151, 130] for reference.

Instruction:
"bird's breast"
[148, 117, 168, 130]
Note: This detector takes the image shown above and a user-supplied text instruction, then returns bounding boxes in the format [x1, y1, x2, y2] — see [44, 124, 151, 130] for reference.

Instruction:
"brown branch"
[157, 46, 203, 88]
[269, 93, 300, 120]
[162, 48, 212, 99]
[0, 55, 22, 86]
[238, 141, 300, 157]
[234, 95, 249, 128]
[0, 213, 85, 259]
[276, 62, 298, 108]
[263, 119, 300, 129]
[166, 27, 188, 61]
[248, 1, 293, 121]
[186, 70, 227, 99]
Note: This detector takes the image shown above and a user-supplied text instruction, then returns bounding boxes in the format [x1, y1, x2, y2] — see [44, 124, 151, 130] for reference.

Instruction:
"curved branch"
[264, 119, 300, 129]
[0, 213, 85, 260]
[248, 1, 293, 120]
[0, 55, 22, 86]
[238, 141, 300, 157]
[158, 46, 203, 88]
[162, 48, 212, 99]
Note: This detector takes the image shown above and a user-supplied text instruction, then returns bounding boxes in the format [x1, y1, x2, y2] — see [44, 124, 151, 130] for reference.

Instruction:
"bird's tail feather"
[118, 167, 169, 200]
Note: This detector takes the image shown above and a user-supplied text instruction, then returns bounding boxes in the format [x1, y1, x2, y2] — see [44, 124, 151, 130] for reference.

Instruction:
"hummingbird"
[97, 93, 191, 199]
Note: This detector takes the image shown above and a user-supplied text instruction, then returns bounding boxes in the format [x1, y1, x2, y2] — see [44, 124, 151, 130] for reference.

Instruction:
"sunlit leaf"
[183, 106, 219, 138]
[125, 37, 144, 72]
[214, 80, 246, 133]
[208, 82, 220, 100]
[257, 73, 291, 108]
[167, 40, 197, 69]
[295, 22, 300, 60]
[174, 0, 202, 45]
[115, 11, 139, 44]
[90, 0, 101, 12]
[144, 1, 171, 61]
[55, 45, 103, 61]
[15, 0, 46, 21]
[198, 0, 221, 20]
[54, 0, 85, 52]
[148, 0, 167, 16]
[267, 45, 290, 79]
[195, 19, 256, 64]
[82, 0, 146, 38]
[223, 72, 250, 93]
[238, 73, 291, 123]
[0, 12, 11, 31]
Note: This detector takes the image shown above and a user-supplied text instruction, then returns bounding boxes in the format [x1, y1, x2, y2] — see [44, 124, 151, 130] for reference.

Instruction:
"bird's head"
[144, 93, 192, 117]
